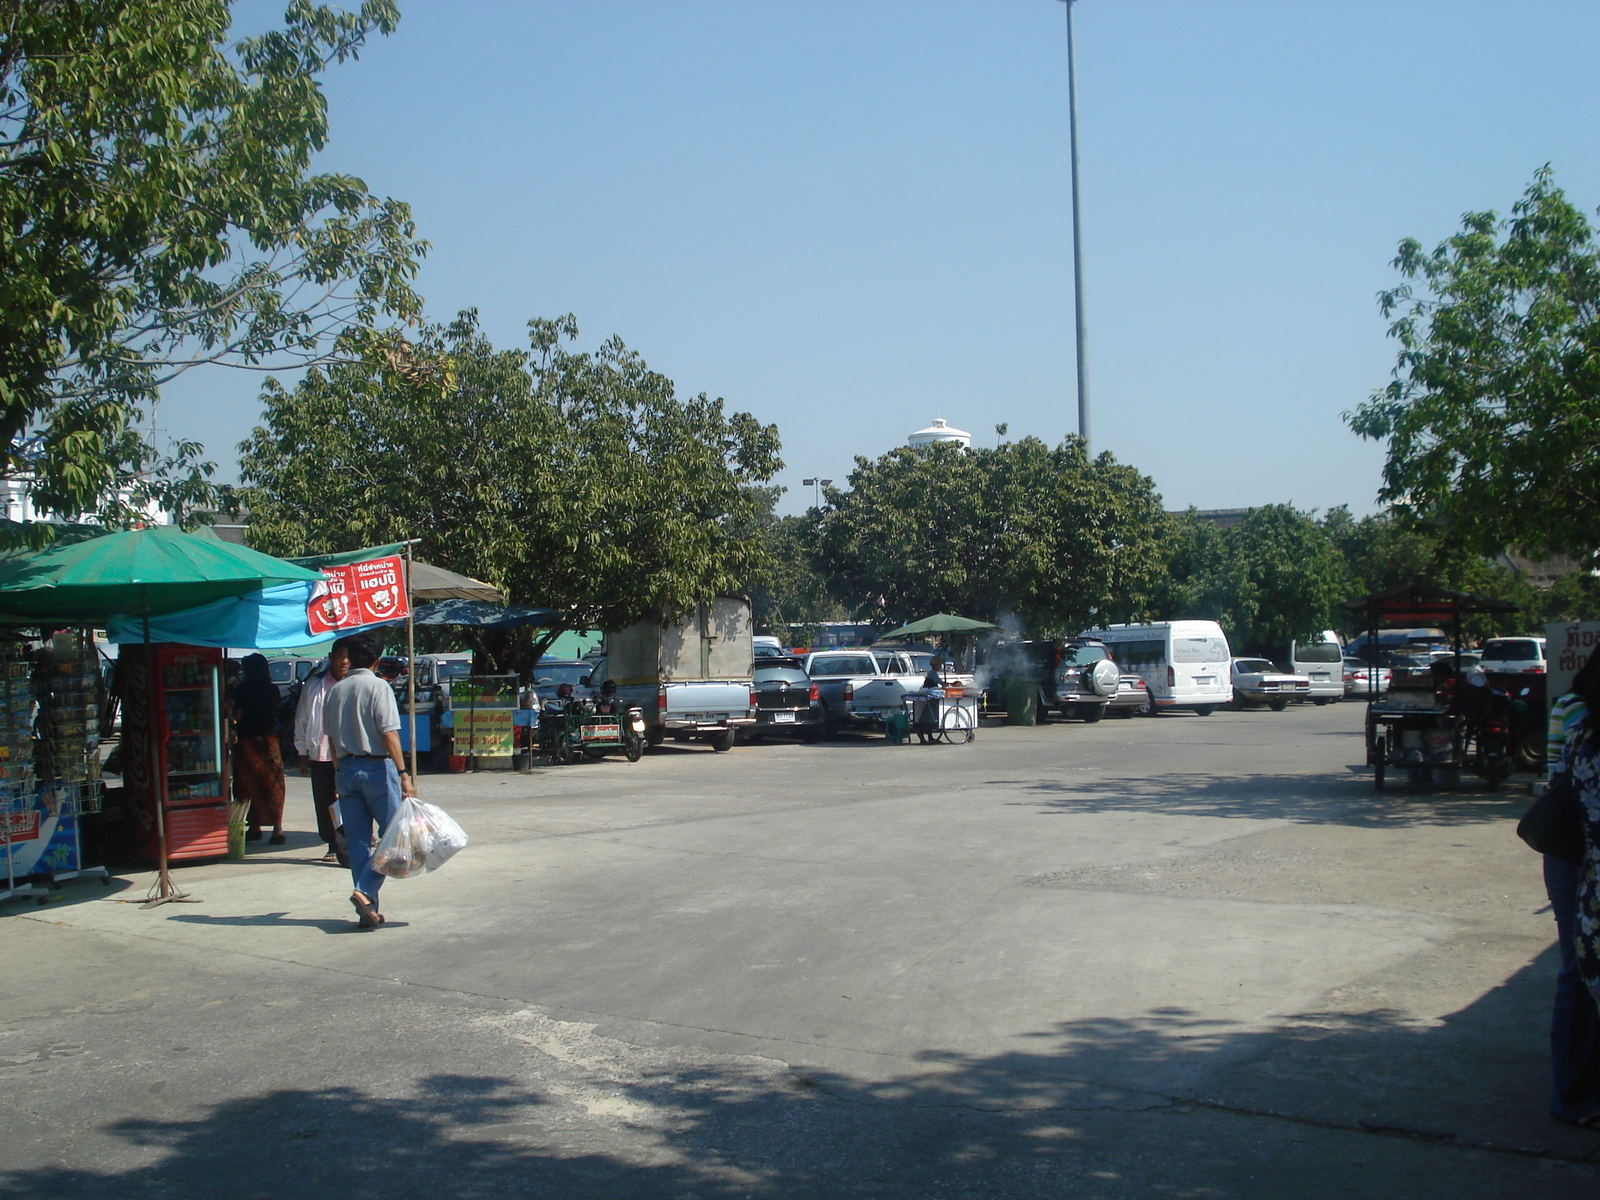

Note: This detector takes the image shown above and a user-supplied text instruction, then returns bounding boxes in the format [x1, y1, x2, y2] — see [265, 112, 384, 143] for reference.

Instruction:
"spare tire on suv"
[1056, 639, 1119, 721]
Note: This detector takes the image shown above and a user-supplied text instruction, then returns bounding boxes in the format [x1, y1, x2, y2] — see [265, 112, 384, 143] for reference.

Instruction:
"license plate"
[581, 724, 620, 742]
[773, 712, 796, 724]
[1194, 676, 1214, 685]
[1310, 672, 1329, 680]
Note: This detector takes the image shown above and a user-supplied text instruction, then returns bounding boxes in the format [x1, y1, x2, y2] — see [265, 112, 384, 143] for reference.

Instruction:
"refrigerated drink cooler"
[120, 644, 231, 862]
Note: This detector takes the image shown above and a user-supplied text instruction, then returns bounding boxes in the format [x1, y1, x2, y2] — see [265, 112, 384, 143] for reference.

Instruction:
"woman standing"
[1550, 655, 1600, 1128]
[234, 653, 287, 845]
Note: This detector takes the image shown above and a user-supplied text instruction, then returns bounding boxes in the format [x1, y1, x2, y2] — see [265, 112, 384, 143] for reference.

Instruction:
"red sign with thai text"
[307, 556, 409, 635]
[1, 810, 40, 842]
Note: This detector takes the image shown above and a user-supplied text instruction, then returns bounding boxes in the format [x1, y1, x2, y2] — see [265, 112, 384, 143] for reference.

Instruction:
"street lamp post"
[801, 478, 833, 509]
[1061, 0, 1090, 452]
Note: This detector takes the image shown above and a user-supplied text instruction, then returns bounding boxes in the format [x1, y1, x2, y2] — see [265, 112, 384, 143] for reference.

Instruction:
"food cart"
[903, 686, 979, 744]
[1341, 584, 1520, 790]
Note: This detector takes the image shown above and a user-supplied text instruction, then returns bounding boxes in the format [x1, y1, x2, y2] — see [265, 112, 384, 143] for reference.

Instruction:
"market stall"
[0, 526, 325, 904]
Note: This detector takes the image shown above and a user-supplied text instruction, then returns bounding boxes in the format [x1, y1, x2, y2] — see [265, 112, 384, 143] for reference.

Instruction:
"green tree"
[1347, 169, 1600, 563]
[1, 0, 424, 533]
[1152, 509, 1253, 634]
[812, 436, 1170, 635]
[1154, 506, 1345, 656]
[1225, 506, 1347, 655]
[238, 311, 782, 673]
[739, 487, 847, 636]
[1320, 505, 1566, 641]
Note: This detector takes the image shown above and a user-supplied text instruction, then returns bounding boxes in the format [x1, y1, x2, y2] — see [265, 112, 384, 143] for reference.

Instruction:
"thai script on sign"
[1548, 621, 1600, 703]
[308, 555, 410, 635]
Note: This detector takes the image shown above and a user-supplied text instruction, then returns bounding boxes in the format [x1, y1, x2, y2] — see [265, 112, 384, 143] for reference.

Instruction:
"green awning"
[0, 525, 325, 625]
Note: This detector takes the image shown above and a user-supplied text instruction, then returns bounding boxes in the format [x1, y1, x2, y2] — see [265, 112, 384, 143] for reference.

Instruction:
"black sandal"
[350, 890, 380, 930]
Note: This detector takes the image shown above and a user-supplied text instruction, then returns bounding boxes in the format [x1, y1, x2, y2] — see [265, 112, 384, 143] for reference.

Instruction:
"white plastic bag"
[416, 800, 468, 871]
[372, 797, 469, 879]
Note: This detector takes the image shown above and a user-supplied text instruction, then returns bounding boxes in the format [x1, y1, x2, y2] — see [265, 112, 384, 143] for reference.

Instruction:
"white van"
[1290, 632, 1344, 705]
[1082, 621, 1233, 715]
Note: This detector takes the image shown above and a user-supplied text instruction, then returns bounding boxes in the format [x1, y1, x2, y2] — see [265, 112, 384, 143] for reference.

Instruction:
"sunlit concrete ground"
[2, 702, 1594, 1198]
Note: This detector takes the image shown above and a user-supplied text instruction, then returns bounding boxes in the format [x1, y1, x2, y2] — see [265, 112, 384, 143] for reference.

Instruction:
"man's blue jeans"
[337, 757, 402, 906]
[1545, 854, 1600, 1122]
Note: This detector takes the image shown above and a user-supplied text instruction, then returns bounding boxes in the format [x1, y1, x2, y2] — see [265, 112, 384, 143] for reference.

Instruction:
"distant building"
[908, 418, 971, 449]
[1174, 508, 1251, 530]
[0, 475, 169, 528]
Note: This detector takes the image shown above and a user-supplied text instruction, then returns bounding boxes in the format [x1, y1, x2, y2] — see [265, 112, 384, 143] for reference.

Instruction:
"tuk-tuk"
[1340, 584, 1523, 790]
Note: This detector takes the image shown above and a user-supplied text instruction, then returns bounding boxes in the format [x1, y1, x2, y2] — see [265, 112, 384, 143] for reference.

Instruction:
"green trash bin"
[1005, 677, 1037, 726]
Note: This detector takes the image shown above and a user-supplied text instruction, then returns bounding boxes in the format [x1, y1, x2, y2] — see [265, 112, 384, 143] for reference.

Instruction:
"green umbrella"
[880, 613, 1000, 639]
[0, 524, 323, 624]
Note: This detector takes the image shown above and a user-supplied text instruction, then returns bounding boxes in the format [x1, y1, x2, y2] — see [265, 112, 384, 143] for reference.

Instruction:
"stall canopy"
[880, 613, 1000, 639]
[104, 544, 510, 648]
[102, 580, 393, 648]
[287, 546, 504, 604]
[0, 525, 324, 625]
[1339, 584, 1518, 629]
[411, 599, 556, 629]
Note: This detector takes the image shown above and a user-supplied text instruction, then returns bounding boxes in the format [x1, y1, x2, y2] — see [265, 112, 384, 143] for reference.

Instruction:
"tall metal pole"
[405, 539, 418, 780]
[1063, 0, 1090, 452]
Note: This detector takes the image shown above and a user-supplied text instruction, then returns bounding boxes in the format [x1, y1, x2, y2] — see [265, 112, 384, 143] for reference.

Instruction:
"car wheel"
[711, 729, 736, 752]
[1313, 698, 1330, 707]
[1232, 697, 1250, 712]
[1268, 699, 1288, 712]
[1139, 693, 1159, 717]
[645, 728, 665, 746]
[1081, 704, 1104, 723]
[1194, 705, 1214, 717]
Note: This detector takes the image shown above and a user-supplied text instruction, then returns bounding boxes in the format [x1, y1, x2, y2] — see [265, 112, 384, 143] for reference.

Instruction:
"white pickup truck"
[803, 649, 925, 733]
[599, 596, 756, 752]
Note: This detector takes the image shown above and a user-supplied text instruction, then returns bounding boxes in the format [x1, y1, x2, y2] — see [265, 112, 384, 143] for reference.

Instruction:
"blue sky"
[165, 0, 1600, 517]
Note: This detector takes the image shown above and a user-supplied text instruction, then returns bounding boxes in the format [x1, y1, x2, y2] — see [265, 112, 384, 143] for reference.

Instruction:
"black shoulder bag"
[1518, 769, 1584, 865]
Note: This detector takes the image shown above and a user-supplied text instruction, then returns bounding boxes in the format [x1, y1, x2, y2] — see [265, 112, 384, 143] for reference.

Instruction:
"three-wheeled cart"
[1340, 584, 1520, 790]
[538, 702, 646, 764]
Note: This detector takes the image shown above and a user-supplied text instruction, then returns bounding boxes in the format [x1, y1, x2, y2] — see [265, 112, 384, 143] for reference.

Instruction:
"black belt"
[343, 753, 389, 760]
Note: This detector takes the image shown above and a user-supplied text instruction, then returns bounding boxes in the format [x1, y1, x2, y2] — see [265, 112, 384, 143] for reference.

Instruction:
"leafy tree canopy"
[238, 311, 782, 672]
[1, 0, 424, 534]
[1348, 168, 1600, 562]
[812, 436, 1170, 635]
[739, 486, 849, 636]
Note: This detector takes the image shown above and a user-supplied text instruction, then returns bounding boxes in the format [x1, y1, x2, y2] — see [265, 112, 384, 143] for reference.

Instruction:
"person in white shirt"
[294, 637, 352, 866]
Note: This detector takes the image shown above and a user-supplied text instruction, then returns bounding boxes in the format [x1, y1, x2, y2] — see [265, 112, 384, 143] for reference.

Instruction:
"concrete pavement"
[1, 702, 1594, 1197]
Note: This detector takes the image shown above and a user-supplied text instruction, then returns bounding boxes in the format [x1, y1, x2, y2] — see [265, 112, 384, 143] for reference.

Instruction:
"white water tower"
[908, 417, 971, 449]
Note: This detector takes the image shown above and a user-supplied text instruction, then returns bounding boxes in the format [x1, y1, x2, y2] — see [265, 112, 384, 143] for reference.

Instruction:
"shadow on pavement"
[3, 957, 1595, 1199]
[1008, 769, 1530, 829]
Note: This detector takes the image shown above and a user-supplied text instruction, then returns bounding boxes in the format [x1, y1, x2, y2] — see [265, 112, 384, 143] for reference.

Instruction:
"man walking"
[323, 631, 416, 929]
[294, 636, 352, 866]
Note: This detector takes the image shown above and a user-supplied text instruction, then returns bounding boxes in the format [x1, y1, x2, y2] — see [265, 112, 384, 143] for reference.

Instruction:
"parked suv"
[1479, 636, 1547, 674]
[988, 638, 1120, 722]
